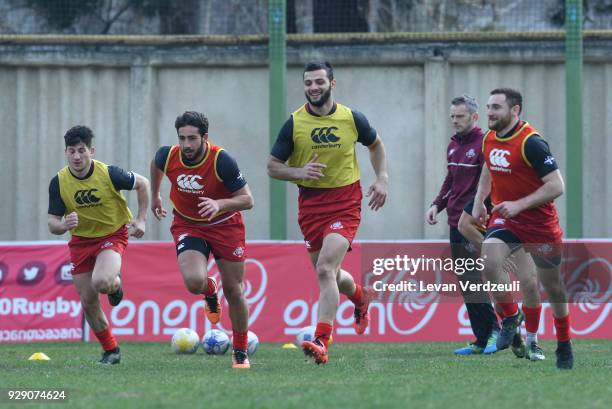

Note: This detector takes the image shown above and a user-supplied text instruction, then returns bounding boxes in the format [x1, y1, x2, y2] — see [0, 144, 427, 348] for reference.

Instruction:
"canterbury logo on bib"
[74, 189, 101, 206]
[311, 127, 340, 144]
[489, 149, 511, 170]
[177, 174, 204, 191]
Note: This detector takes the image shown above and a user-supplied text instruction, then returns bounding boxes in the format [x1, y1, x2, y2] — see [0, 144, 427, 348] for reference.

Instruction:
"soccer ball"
[296, 325, 316, 346]
[202, 329, 230, 355]
[171, 328, 200, 354]
[295, 326, 333, 346]
[246, 331, 259, 356]
[230, 330, 259, 356]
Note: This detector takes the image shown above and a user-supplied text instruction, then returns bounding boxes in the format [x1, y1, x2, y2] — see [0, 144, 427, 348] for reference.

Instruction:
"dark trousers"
[450, 228, 500, 347]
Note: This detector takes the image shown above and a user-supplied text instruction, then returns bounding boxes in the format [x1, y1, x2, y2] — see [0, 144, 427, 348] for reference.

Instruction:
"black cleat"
[497, 310, 524, 351]
[232, 349, 250, 369]
[555, 340, 574, 369]
[98, 347, 121, 365]
[526, 341, 545, 361]
[108, 273, 124, 307]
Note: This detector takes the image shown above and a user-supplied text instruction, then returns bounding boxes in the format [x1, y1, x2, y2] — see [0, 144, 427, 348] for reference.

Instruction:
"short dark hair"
[174, 111, 209, 136]
[64, 125, 94, 148]
[490, 88, 523, 114]
[303, 61, 334, 81]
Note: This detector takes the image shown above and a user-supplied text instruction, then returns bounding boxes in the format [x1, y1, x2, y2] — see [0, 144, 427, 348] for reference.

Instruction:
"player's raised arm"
[491, 170, 565, 219]
[198, 150, 254, 219]
[47, 175, 75, 235]
[521, 169, 565, 207]
[150, 149, 169, 221]
[127, 173, 150, 238]
[473, 165, 491, 224]
[48, 213, 77, 235]
[266, 115, 326, 182]
[199, 185, 254, 220]
[365, 135, 388, 211]
[267, 154, 326, 181]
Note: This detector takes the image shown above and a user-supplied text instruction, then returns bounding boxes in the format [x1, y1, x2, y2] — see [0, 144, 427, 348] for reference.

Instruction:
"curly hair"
[174, 111, 209, 136]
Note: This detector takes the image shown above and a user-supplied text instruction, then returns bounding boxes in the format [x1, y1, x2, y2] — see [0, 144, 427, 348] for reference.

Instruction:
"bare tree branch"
[100, 0, 131, 34]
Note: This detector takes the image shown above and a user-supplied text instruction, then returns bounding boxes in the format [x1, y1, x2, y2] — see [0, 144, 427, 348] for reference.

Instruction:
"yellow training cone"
[282, 343, 298, 349]
[28, 352, 50, 361]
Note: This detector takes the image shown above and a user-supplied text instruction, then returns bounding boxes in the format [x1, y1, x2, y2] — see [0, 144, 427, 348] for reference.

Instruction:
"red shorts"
[170, 212, 246, 261]
[298, 181, 362, 253]
[68, 226, 129, 275]
[487, 212, 563, 259]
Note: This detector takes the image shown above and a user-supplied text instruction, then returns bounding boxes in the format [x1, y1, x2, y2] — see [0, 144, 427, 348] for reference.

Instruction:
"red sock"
[314, 322, 333, 348]
[94, 328, 117, 351]
[494, 304, 504, 321]
[522, 305, 542, 333]
[553, 314, 571, 342]
[232, 330, 248, 352]
[498, 302, 518, 318]
[202, 277, 217, 297]
[348, 284, 364, 307]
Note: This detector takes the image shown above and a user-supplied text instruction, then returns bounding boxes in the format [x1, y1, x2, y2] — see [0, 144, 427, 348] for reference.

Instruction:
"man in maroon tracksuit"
[425, 95, 500, 355]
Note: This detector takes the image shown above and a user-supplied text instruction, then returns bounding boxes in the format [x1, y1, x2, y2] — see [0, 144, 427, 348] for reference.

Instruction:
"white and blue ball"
[202, 329, 230, 355]
[295, 325, 333, 347]
[296, 325, 316, 346]
[246, 331, 259, 356]
[171, 328, 200, 354]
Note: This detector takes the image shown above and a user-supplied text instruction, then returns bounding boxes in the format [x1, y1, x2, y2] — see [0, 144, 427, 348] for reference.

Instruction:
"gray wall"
[0, 39, 610, 241]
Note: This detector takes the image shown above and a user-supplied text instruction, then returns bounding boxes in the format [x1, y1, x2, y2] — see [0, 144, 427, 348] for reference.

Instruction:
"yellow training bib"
[288, 103, 361, 188]
[57, 160, 132, 238]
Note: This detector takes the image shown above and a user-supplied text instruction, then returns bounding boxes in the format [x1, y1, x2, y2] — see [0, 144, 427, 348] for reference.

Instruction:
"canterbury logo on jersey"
[74, 189, 101, 207]
[177, 174, 204, 191]
[311, 127, 341, 148]
[489, 149, 511, 172]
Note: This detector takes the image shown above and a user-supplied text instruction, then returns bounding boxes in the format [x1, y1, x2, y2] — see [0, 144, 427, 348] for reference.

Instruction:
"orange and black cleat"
[204, 276, 222, 324]
[354, 287, 375, 335]
[302, 338, 329, 365]
[232, 349, 250, 369]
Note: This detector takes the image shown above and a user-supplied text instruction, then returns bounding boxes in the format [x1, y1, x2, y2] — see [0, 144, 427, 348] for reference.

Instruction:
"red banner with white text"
[0, 243, 82, 342]
[1, 241, 610, 343]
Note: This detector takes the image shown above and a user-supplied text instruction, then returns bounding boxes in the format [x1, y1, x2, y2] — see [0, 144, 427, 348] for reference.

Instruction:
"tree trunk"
[295, 0, 314, 33]
[367, 0, 380, 32]
[198, 0, 213, 34]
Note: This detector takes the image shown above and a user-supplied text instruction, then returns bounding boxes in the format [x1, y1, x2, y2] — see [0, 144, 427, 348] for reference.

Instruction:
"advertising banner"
[1, 241, 610, 343]
[0, 243, 82, 343]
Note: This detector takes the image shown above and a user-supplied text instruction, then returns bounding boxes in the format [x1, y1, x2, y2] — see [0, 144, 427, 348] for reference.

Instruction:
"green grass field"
[1, 340, 611, 409]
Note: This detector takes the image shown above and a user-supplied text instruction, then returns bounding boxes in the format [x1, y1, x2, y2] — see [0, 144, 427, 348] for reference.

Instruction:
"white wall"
[0, 44, 609, 241]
